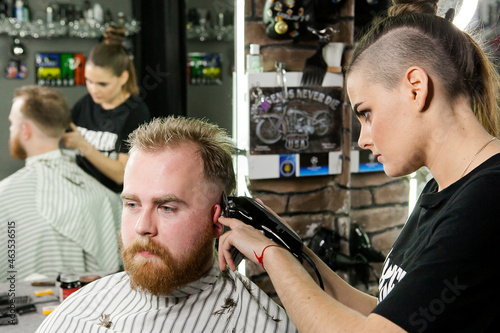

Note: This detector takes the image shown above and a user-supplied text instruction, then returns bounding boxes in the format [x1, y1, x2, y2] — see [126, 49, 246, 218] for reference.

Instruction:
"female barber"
[62, 25, 150, 192]
[218, 0, 500, 331]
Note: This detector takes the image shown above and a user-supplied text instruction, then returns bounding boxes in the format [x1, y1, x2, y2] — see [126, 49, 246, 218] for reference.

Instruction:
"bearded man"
[0, 85, 122, 281]
[37, 116, 298, 333]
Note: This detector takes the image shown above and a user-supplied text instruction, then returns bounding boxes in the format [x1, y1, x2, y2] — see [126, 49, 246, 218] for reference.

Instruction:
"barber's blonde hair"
[346, 0, 500, 137]
[128, 116, 236, 195]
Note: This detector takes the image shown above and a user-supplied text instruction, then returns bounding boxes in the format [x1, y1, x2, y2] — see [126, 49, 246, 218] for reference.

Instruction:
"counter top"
[1, 280, 60, 332]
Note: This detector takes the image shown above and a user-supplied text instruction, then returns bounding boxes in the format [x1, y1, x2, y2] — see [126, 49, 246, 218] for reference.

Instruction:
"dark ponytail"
[88, 25, 140, 96]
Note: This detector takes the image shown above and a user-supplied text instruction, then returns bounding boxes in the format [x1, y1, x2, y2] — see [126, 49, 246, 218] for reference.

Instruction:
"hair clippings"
[445, 8, 455, 22]
[99, 313, 112, 328]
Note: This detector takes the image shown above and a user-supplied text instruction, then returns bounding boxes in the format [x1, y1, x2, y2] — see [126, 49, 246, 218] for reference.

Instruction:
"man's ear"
[211, 204, 224, 238]
[404, 66, 429, 111]
[21, 121, 33, 141]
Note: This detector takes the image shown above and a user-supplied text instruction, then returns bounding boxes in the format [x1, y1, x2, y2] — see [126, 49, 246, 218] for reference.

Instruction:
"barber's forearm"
[78, 140, 126, 184]
[264, 246, 371, 333]
[302, 246, 377, 315]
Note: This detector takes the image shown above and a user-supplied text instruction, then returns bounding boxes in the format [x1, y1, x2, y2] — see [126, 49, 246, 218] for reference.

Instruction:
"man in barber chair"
[0, 86, 122, 281]
[36, 116, 297, 333]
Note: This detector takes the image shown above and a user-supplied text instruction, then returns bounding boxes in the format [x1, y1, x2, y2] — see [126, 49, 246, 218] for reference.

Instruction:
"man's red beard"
[9, 135, 27, 160]
[121, 225, 215, 296]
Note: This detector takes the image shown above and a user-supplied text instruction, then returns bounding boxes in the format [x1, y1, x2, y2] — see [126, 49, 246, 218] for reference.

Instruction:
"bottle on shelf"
[46, 5, 53, 24]
[93, 2, 103, 24]
[117, 11, 125, 25]
[14, 0, 23, 22]
[22, 0, 29, 22]
[247, 44, 263, 74]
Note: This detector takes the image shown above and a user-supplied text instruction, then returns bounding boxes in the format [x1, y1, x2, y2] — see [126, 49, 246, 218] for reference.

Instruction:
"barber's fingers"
[70, 122, 78, 131]
[218, 215, 245, 228]
[217, 217, 274, 271]
[60, 131, 80, 149]
[217, 235, 235, 271]
[60, 132, 71, 147]
[217, 217, 248, 271]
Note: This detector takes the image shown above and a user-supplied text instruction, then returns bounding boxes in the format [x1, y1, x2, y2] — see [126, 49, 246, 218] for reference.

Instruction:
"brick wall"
[350, 172, 409, 293]
[351, 173, 408, 254]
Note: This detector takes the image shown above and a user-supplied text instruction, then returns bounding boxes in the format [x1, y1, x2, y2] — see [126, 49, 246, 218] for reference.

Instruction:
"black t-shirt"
[71, 94, 151, 192]
[372, 153, 500, 332]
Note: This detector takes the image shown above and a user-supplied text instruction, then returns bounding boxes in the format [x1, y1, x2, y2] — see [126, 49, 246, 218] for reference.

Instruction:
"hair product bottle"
[247, 44, 263, 74]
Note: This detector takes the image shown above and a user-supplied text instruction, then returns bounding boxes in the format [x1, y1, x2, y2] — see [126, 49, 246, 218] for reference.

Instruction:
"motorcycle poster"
[249, 86, 342, 155]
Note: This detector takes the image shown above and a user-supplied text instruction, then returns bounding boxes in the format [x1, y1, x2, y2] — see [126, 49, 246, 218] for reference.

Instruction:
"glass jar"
[59, 273, 81, 301]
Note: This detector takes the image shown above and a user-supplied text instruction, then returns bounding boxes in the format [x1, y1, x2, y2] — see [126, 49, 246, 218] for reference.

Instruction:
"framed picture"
[35, 52, 85, 87]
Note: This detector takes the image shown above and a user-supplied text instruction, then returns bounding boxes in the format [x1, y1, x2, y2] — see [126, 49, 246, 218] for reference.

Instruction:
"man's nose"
[134, 209, 157, 237]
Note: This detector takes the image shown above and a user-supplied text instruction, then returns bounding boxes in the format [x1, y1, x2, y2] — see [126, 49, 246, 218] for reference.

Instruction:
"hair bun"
[388, 0, 439, 17]
[103, 24, 126, 46]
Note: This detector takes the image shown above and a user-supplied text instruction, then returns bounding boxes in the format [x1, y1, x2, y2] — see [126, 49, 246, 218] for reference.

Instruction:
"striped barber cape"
[36, 260, 298, 333]
[0, 149, 122, 281]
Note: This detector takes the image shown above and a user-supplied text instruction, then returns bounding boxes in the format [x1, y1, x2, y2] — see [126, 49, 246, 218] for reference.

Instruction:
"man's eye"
[124, 202, 137, 209]
[160, 205, 177, 213]
[158, 205, 176, 217]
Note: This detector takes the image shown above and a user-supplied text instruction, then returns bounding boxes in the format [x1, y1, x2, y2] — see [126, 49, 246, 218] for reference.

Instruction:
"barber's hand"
[217, 216, 276, 271]
[61, 123, 87, 152]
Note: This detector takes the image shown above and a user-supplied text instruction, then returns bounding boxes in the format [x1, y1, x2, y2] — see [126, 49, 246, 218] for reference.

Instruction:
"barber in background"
[62, 25, 150, 193]
[37, 117, 297, 333]
[0, 86, 122, 281]
[218, 0, 500, 332]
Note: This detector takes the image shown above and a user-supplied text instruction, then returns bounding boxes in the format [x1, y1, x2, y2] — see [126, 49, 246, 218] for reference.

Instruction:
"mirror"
[185, 0, 235, 136]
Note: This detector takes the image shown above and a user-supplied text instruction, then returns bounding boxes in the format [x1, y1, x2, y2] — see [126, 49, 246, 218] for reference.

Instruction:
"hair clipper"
[220, 193, 304, 267]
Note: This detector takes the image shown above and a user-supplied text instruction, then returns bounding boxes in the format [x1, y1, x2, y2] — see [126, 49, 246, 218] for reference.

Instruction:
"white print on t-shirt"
[378, 252, 407, 302]
[77, 126, 118, 156]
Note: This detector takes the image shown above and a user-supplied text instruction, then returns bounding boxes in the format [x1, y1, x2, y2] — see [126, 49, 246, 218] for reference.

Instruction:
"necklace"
[460, 136, 497, 178]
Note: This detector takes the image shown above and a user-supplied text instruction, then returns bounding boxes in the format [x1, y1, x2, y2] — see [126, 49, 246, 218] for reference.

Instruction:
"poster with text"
[249, 86, 342, 155]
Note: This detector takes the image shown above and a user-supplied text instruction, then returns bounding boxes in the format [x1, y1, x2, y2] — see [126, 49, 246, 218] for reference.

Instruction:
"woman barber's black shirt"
[71, 94, 151, 192]
[372, 154, 500, 332]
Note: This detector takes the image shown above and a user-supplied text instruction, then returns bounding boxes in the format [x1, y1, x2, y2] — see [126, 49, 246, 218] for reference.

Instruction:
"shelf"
[247, 72, 343, 87]
[0, 17, 140, 39]
[186, 25, 234, 42]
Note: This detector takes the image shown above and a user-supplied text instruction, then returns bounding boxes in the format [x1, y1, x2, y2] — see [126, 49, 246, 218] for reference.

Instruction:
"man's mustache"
[125, 237, 170, 258]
